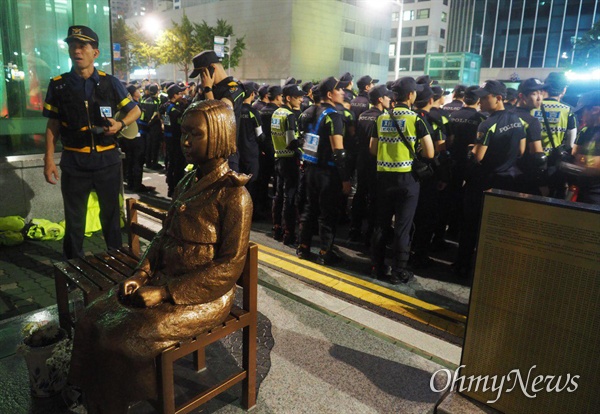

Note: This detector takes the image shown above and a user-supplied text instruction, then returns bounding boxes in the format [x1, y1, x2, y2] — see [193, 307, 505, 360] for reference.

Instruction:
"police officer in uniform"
[455, 80, 526, 277]
[411, 85, 447, 268]
[340, 72, 357, 103]
[349, 84, 393, 243]
[189, 50, 245, 172]
[351, 75, 378, 121]
[253, 84, 270, 112]
[300, 82, 314, 112]
[140, 84, 163, 170]
[43, 26, 141, 259]
[512, 78, 546, 194]
[271, 84, 306, 245]
[446, 86, 486, 238]
[257, 86, 283, 218]
[443, 85, 467, 114]
[120, 84, 150, 193]
[370, 77, 434, 284]
[570, 91, 600, 204]
[239, 81, 264, 209]
[297, 76, 352, 265]
[161, 84, 188, 197]
[532, 72, 578, 198]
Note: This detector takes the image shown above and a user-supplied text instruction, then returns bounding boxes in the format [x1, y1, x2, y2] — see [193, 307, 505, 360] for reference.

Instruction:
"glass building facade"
[1, 0, 112, 158]
[447, 0, 599, 69]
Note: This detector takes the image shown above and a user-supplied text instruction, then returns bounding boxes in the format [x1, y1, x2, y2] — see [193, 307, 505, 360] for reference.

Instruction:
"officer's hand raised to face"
[200, 66, 215, 89]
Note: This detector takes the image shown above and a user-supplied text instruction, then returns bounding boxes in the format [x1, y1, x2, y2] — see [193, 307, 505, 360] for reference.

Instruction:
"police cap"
[318, 76, 350, 96]
[64, 26, 99, 46]
[283, 84, 305, 97]
[473, 80, 507, 99]
[339, 72, 353, 82]
[242, 81, 260, 95]
[390, 77, 424, 95]
[518, 78, 544, 95]
[285, 77, 302, 85]
[357, 75, 379, 91]
[167, 84, 184, 98]
[368, 85, 393, 105]
[189, 51, 221, 78]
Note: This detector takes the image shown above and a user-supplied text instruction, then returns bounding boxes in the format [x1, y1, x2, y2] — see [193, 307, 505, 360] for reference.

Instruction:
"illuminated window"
[417, 9, 430, 19]
[403, 10, 415, 21]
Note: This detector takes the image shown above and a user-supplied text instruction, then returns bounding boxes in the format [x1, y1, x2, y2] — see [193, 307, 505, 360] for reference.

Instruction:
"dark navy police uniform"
[43, 68, 136, 259]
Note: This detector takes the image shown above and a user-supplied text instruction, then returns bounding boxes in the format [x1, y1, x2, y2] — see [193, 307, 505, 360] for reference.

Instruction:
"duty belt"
[63, 144, 116, 153]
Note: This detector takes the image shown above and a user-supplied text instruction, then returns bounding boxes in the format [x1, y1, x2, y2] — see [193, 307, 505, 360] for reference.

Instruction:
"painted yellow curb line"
[257, 243, 466, 323]
[257, 247, 465, 338]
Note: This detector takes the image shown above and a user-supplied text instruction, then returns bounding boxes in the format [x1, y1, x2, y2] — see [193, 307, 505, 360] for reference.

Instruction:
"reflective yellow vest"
[532, 100, 571, 154]
[376, 108, 419, 173]
[271, 107, 295, 158]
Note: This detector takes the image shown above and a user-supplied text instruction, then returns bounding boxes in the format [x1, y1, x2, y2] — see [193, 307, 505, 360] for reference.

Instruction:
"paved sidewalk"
[0, 265, 448, 414]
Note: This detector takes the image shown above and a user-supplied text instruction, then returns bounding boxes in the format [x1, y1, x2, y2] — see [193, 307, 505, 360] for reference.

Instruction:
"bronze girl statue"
[68, 100, 252, 413]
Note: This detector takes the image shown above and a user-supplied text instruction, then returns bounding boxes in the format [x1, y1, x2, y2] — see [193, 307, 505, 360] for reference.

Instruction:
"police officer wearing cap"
[253, 84, 270, 112]
[189, 50, 245, 171]
[532, 72, 578, 198]
[340, 72, 357, 103]
[120, 84, 149, 193]
[411, 84, 448, 268]
[455, 80, 526, 277]
[351, 75, 378, 121]
[161, 83, 189, 197]
[297, 76, 352, 265]
[569, 91, 600, 204]
[446, 86, 486, 238]
[257, 85, 283, 216]
[370, 77, 434, 284]
[239, 81, 264, 209]
[43, 25, 141, 259]
[140, 83, 163, 170]
[271, 84, 306, 245]
[512, 78, 546, 194]
[300, 82, 314, 112]
[349, 84, 393, 243]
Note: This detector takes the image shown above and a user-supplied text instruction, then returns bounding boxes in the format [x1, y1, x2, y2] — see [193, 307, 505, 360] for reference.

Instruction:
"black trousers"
[144, 122, 163, 166]
[371, 172, 420, 272]
[456, 173, 518, 270]
[165, 134, 186, 197]
[119, 136, 145, 189]
[299, 164, 342, 252]
[350, 155, 377, 235]
[272, 157, 299, 237]
[61, 162, 122, 259]
[412, 176, 439, 256]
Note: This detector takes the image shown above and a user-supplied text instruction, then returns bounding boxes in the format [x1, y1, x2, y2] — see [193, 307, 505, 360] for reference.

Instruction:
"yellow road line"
[257, 243, 466, 324]
[258, 250, 465, 338]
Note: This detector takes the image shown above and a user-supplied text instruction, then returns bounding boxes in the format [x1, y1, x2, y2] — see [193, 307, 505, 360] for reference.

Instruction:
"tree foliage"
[574, 20, 600, 68]
[152, 15, 246, 83]
[112, 18, 132, 80]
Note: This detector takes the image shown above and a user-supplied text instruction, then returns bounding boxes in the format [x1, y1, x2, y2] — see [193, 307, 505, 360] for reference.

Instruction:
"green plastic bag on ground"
[0, 216, 26, 232]
[26, 219, 65, 241]
[0, 230, 25, 246]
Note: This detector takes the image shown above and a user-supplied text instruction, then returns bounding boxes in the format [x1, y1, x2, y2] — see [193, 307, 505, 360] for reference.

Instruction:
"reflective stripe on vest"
[376, 109, 419, 173]
[271, 107, 295, 158]
[532, 100, 570, 152]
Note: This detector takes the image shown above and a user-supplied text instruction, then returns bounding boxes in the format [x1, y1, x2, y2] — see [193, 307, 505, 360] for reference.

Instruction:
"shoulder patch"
[98, 70, 106, 76]
[228, 81, 238, 87]
[52, 75, 62, 81]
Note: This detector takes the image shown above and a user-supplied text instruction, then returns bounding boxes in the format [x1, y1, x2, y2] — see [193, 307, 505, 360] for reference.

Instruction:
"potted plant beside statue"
[17, 321, 72, 397]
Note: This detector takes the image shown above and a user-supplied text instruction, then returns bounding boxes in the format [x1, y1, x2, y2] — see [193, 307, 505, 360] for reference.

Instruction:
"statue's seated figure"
[68, 100, 253, 414]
